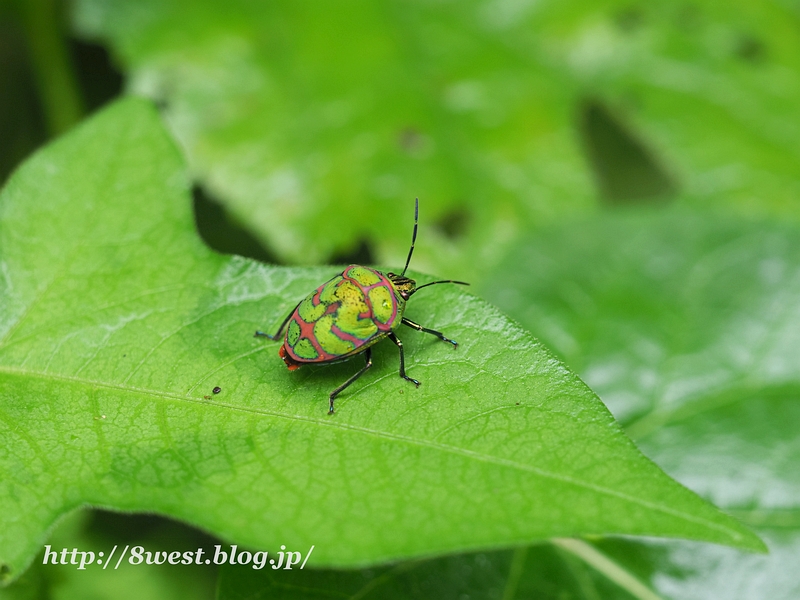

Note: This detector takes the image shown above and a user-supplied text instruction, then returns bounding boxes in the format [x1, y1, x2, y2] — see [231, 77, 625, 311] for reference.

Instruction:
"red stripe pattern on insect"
[280, 266, 401, 367]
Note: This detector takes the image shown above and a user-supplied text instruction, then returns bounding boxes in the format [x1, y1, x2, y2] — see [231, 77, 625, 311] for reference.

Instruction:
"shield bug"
[256, 198, 468, 414]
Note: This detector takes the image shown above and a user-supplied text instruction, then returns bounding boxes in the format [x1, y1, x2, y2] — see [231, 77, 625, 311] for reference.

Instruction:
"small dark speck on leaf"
[398, 126, 428, 154]
[736, 35, 766, 62]
[204, 395, 211, 400]
[213, 387, 221, 394]
[516, 402, 520, 405]
[615, 7, 645, 32]
[435, 206, 470, 240]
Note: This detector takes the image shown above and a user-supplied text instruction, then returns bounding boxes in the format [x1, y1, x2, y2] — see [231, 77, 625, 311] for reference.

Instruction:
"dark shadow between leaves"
[193, 185, 280, 263]
[579, 99, 678, 206]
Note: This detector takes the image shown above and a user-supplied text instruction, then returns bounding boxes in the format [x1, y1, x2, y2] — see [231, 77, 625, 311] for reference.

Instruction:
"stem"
[18, 0, 84, 135]
[500, 546, 528, 600]
[552, 538, 664, 600]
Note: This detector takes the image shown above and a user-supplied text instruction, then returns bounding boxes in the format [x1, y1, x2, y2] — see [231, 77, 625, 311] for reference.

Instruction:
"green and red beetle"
[256, 199, 468, 414]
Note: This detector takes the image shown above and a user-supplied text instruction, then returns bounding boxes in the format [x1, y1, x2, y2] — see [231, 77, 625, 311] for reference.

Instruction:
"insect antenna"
[410, 279, 470, 296]
[400, 198, 419, 276]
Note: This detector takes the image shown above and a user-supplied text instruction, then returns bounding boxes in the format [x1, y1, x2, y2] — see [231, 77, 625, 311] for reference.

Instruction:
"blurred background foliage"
[1, 0, 798, 598]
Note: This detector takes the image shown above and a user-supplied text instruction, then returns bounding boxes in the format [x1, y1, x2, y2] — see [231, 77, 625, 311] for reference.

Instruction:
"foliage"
[2, 0, 799, 598]
[72, 0, 800, 279]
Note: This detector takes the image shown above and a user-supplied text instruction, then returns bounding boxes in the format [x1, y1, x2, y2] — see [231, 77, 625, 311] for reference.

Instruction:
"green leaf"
[215, 544, 633, 600]
[216, 529, 800, 599]
[480, 208, 800, 598]
[70, 0, 800, 279]
[536, 2, 800, 214]
[0, 99, 762, 585]
[597, 530, 800, 600]
[71, 0, 597, 277]
[480, 209, 800, 434]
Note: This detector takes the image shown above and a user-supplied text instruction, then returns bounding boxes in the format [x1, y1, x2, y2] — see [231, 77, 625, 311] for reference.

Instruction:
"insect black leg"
[401, 317, 458, 348]
[255, 300, 302, 340]
[388, 332, 421, 388]
[328, 348, 373, 414]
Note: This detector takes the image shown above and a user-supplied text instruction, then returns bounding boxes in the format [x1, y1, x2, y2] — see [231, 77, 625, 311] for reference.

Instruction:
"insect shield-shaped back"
[255, 199, 469, 413]
[279, 265, 404, 368]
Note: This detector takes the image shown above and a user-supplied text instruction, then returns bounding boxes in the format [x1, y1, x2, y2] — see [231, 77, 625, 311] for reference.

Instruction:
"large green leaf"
[70, 0, 598, 277]
[71, 0, 800, 279]
[215, 544, 635, 600]
[535, 2, 800, 214]
[216, 530, 800, 600]
[479, 209, 800, 599]
[481, 210, 800, 430]
[0, 99, 761, 586]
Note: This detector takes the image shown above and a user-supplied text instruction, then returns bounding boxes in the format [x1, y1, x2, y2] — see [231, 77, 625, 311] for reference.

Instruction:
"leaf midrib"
[0, 364, 747, 541]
